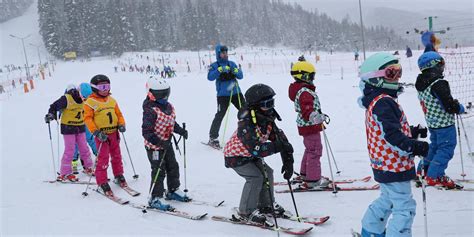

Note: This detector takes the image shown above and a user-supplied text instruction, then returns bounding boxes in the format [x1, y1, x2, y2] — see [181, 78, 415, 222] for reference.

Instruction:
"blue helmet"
[79, 82, 93, 99]
[418, 51, 444, 71]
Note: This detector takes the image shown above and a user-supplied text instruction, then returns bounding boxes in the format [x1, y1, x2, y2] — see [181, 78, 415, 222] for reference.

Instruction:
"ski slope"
[1, 3, 473, 237]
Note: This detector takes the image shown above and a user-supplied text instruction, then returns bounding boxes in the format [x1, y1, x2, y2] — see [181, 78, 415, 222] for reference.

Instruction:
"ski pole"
[260, 160, 280, 235]
[182, 123, 188, 196]
[459, 115, 474, 158]
[144, 149, 167, 213]
[47, 122, 57, 179]
[287, 179, 302, 222]
[322, 125, 338, 194]
[220, 86, 234, 147]
[419, 155, 428, 237]
[56, 120, 60, 174]
[235, 80, 243, 109]
[82, 142, 104, 197]
[322, 116, 341, 174]
[121, 132, 139, 179]
[456, 116, 466, 178]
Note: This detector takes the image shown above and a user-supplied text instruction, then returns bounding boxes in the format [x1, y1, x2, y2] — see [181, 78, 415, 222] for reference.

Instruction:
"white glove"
[309, 111, 324, 124]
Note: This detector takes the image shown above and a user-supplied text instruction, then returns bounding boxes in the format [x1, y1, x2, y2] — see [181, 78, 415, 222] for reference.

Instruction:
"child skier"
[72, 82, 98, 174]
[84, 74, 127, 196]
[142, 77, 189, 210]
[358, 52, 429, 237]
[288, 60, 331, 189]
[223, 83, 294, 224]
[415, 51, 465, 189]
[44, 84, 94, 181]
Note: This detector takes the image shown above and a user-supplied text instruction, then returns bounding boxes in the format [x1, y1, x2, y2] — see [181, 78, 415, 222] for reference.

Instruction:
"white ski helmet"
[147, 76, 170, 100]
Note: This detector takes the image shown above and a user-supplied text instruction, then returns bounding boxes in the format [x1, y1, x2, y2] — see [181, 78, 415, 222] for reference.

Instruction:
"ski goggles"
[220, 46, 228, 53]
[360, 64, 402, 82]
[91, 83, 111, 91]
[259, 97, 275, 110]
[421, 58, 445, 71]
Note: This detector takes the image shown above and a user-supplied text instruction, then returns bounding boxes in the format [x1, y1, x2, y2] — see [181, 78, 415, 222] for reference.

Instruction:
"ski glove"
[44, 113, 56, 123]
[178, 129, 188, 140]
[232, 67, 239, 75]
[411, 141, 429, 157]
[280, 152, 294, 180]
[309, 111, 325, 124]
[93, 130, 108, 142]
[118, 125, 126, 133]
[410, 124, 428, 139]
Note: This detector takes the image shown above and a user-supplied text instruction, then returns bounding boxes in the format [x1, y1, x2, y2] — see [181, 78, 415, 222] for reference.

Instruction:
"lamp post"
[29, 43, 42, 66]
[358, 0, 366, 60]
[10, 34, 32, 79]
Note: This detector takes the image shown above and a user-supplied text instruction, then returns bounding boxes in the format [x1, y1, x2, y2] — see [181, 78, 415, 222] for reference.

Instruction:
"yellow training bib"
[85, 97, 118, 134]
[61, 94, 84, 126]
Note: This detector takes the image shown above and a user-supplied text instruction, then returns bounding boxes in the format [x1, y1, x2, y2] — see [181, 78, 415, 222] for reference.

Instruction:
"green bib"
[417, 79, 454, 128]
[294, 87, 321, 127]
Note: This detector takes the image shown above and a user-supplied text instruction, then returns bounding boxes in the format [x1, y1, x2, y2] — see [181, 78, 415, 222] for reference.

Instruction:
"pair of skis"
[273, 175, 372, 186]
[274, 175, 379, 193]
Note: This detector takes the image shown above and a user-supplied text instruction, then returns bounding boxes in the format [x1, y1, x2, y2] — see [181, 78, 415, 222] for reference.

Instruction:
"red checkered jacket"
[365, 94, 414, 173]
[142, 99, 176, 150]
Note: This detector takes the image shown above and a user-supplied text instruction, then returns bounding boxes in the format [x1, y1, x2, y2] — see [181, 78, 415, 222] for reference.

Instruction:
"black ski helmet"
[245, 84, 276, 108]
[90, 74, 110, 93]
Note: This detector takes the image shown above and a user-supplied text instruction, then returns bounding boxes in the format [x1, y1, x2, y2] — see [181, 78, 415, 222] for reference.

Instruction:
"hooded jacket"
[207, 44, 243, 97]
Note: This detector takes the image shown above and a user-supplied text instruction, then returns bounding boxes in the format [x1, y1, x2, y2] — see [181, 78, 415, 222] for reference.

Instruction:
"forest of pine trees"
[0, 0, 33, 23]
[38, 0, 409, 58]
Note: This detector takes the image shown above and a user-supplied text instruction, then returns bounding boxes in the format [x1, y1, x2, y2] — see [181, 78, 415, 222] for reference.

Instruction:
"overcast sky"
[284, 0, 474, 20]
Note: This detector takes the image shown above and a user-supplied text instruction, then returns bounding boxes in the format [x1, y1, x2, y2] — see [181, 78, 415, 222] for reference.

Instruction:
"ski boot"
[82, 167, 95, 176]
[299, 177, 332, 190]
[259, 202, 291, 218]
[57, 173, 79, 182]
[100, 182, 114, 197]
[113, 174, 128, 188]
[426, 175, 463, 189]
[148, 197, 174, 211]
[208, 137, 221, 150]
[165, 189, 191, 202]
[237, 209, 269, 225]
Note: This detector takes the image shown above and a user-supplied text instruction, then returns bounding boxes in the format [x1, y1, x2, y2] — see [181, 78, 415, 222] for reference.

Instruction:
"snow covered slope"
[1, 2, 473, 237]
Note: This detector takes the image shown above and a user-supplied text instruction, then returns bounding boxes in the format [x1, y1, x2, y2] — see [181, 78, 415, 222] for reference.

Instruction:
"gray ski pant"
[232, 160, 274, 215]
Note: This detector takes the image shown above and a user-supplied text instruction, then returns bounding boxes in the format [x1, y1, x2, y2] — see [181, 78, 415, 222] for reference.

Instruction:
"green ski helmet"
[359, 52, 401, 90]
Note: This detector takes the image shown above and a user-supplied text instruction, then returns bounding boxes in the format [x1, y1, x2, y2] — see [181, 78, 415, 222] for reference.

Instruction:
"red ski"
[212, 215, 313, 235]
[273, 176, 372, 186]
[275, 184, 380, 193]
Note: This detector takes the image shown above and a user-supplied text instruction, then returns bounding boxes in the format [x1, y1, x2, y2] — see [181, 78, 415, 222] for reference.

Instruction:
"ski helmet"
[79, 82, 93, 99]
[147, 76, 170, 101]
[418, 51, 444, 72]
[245, 84, 276, 109]
[291, 61, 315, 83]
[359, 52, 401, 90]
[90, 74, 111, 95]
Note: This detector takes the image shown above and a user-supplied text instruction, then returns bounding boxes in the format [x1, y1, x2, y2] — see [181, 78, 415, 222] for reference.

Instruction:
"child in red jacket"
[288, 60, 330, 189]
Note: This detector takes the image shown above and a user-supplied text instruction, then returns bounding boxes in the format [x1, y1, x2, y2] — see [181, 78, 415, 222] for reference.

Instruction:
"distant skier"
[84, 74, 127, 197]
[44, 84, 94, 182]
[358, 52, 429, 237]
[71, 83, 98, 174]
[142, 77, 189, 210]
[207, 44, 244, 149]
[223, 84, 294, 224]
[405, 46, 413, 58]
[354, 50, 360, 61]
[415, 51, 465, 189]
[288, 60, 331, 189]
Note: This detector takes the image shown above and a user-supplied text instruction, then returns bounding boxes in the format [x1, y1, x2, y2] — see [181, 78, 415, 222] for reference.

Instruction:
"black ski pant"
[146, 147, 180, 199]
[209, 93, 245, 139]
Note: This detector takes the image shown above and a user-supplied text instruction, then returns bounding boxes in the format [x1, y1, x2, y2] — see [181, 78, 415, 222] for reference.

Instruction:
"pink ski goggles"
[92, 83, 111, 91]
[361, 64, 402, 82]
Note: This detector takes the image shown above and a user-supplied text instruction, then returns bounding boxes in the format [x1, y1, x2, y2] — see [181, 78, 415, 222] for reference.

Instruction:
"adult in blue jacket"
[207, 44, 244, 148]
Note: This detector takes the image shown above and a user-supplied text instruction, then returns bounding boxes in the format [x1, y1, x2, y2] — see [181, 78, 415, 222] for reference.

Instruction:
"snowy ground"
[1, 2, 473, 237]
